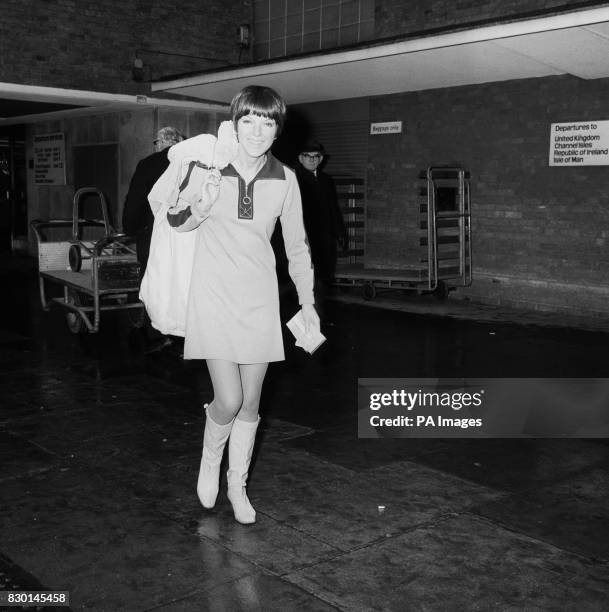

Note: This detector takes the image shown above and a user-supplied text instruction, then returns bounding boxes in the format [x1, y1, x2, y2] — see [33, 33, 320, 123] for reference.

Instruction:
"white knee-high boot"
[227, 416, 260, 524]
[197, 404, 234, 509]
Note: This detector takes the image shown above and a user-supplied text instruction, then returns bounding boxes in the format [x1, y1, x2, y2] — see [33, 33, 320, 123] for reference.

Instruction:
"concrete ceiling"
[152, 7, 609, 105]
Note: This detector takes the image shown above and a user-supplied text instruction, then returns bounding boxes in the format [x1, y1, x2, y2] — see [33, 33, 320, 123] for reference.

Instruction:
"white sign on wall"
[370, 121, 402, 135]
[549, 121, 609, 166]
[34, 132, 66, 185]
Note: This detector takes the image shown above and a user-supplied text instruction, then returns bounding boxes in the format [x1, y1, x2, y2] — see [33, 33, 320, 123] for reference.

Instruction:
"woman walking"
[167, 85, 318, 524]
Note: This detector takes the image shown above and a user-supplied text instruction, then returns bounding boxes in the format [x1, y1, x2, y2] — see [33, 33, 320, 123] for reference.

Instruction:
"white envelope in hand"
[286, 311, 326, 354]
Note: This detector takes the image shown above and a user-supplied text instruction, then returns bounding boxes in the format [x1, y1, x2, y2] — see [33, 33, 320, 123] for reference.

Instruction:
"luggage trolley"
[333, 167, 472, 299]
[31, 187, 145, 333]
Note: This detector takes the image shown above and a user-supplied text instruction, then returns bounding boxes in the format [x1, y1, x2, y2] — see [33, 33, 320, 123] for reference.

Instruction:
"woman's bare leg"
[237, 362, 269, 422]
[206, 359, 244, 424]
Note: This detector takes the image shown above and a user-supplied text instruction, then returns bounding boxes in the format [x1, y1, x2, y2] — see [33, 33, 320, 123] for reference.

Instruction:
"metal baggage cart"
[31, 187, 145, 333]
[334, 168, 472, 300]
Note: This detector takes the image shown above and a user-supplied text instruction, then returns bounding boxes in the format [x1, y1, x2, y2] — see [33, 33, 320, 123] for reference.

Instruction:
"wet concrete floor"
[2, 254, 609, 611]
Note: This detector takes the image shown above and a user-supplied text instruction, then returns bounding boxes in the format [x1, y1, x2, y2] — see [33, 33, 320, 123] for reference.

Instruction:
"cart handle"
[72, 188, 112, 241]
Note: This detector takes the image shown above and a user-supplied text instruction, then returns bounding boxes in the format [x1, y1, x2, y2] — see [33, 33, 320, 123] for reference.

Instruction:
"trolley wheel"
[433, 280, 449, 301]
[66, 291, 85, 334]
[68, 244, 82, 272]
[362, 282, 376, 301]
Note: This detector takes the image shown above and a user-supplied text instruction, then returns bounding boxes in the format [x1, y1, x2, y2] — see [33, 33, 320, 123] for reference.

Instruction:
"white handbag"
[139, 203, 196, 336]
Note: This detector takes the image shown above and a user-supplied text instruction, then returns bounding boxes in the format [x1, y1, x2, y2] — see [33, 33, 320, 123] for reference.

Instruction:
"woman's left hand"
[301, 304, 320, 336]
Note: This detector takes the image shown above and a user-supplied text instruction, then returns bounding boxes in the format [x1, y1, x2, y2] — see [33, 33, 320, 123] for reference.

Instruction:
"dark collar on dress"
[221, 153, 285, 181]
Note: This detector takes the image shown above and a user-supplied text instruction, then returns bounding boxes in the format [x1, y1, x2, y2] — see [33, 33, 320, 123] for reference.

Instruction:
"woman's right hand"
[193, 168, 221, 218]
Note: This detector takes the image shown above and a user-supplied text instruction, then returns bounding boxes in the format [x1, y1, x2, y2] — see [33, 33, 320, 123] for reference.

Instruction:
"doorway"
[0, 128, 28, 254]
[72, 143, 119, 229]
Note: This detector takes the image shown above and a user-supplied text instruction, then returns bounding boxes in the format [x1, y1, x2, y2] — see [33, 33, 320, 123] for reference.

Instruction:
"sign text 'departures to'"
[549, 121, 609, 166]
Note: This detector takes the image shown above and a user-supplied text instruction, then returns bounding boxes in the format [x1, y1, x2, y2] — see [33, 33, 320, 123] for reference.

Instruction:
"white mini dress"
[168, 154, 314, 363]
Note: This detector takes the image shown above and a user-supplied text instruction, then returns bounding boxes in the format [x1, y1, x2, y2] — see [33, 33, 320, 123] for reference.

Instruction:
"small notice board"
[370, 121, 402, 135]
[34, 132, 66, 185]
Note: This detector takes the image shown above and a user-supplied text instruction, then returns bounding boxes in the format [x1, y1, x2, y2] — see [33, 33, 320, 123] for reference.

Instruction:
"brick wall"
[375, 0, 607, 38]
[1, 0, 252, 95]
[367, 74, 609, 314]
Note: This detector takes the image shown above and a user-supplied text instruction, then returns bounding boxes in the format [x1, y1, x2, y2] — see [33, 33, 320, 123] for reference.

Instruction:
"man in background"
[295, 140, 347, 320]
[123, 126, 184, 273]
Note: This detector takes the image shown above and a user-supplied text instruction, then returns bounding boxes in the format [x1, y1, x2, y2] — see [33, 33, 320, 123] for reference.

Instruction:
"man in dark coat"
[295, 140, 348, 320]
[122, 126, 183, 351]
[122, 126, 184, 274]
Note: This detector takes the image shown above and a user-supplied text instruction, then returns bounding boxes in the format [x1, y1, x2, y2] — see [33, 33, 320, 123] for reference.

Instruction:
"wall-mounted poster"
[549, 121, 609, 166]
[34, 132, 66, 185]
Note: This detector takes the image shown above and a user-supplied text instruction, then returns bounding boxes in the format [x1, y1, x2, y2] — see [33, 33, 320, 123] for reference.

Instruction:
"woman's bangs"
[239, 93, 280, 122]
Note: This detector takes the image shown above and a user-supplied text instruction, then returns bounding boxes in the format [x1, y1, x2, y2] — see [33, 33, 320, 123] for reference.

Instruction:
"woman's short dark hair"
[230, 85, 287, 135]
